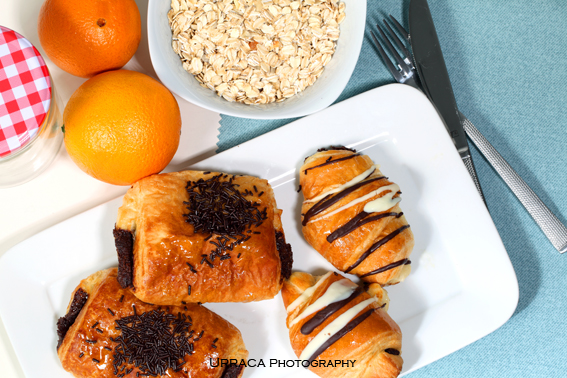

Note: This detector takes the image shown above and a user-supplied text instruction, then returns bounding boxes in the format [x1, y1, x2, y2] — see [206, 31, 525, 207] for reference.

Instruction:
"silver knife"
[408, 0, 485, 203]
[408, 0, 567, 253]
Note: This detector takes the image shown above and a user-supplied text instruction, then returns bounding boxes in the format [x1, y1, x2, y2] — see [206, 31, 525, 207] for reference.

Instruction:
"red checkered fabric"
[0, 26, 52, 158]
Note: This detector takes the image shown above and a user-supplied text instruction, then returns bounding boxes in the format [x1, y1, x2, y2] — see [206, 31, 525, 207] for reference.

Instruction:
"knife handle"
[460, 113, 567, 253]
[462, 154, 486, 206]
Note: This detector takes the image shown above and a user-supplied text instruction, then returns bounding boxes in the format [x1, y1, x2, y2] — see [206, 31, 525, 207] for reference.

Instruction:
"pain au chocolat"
[114, 170, 293, 305]
[56, 268, 248, 378]
[282, 271, 402, 378]
[300, 147, 414, 286]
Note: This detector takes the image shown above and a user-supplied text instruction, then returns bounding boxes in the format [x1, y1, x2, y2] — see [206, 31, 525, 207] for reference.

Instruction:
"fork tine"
[369, 30, 404, 82]
[383, 19, 411, 61]
[388, 14, 409, 41]
[375, 24, 409, 72]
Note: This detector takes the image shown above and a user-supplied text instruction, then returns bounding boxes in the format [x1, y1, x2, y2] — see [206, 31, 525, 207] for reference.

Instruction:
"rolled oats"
[168, 0, 346, 105]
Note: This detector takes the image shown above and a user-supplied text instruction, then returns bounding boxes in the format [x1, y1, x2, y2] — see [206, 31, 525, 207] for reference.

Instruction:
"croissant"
[300, 147, 414, 285]
[56, 268, 248, 378]
[282, 271, 402, 378]
[114, 170, 293, 305]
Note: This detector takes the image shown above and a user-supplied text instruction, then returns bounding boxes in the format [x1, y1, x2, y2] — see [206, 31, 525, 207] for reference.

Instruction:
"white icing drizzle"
[310, 183, 401, 223]
[289, 279, 358, 328]
[363, 184, 401, 213]
[287, 272, 333, 314]
[305, 165, 378, 203]
[299, 297, 377, 361]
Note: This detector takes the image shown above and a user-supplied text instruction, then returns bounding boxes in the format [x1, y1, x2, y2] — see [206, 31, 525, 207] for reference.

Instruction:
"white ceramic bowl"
[147, 0, 366, 119]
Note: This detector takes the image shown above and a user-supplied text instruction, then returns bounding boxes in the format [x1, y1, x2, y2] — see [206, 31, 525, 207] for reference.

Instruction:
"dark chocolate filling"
[345, 225, 410, 273]
[385, 348, 400, 355]
[113, 227, 134, 289]
[360, 259, 411, 278]
[301, 287, 363, 335]
[56, 288, 89, 349]
[221, 363, 244, 378]
[275, 230, 293, 282]
[305, 308, 374, 364]
[302, 176, 386, 225]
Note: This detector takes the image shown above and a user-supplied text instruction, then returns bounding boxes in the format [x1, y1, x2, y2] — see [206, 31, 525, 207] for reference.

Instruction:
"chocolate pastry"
[56, 268, 248, 378]
[282, 271, 402, 378]
[114, 170, 292, 305]
[300, 148, 414, 285]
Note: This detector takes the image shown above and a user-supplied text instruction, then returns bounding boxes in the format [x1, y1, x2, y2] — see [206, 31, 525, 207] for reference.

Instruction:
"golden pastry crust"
[300, 149, 414, 285]
[57, 268, 248, 378]
[282, 272, 402, 378]
[115, 170, 292, 305]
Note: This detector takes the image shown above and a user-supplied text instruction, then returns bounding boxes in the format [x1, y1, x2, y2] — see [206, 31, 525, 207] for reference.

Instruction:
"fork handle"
[460, 113, 567, 253]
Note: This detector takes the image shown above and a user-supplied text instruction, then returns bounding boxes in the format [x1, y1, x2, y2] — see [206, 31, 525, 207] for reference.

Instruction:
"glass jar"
[0, 26, 63, 188]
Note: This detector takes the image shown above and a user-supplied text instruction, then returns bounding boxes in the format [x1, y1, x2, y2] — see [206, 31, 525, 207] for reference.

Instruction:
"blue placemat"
[219, 1, 567, 377]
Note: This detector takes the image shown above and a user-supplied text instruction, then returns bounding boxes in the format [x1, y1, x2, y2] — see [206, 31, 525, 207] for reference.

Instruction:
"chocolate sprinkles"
[111, 309, 198, 376]
[345, 225, 411, 273]
[183, 174, 268, 265]
[186, 262, 197, 273]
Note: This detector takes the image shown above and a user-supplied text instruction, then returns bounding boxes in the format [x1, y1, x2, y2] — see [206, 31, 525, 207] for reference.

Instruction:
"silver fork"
[371, 16, 567, 254]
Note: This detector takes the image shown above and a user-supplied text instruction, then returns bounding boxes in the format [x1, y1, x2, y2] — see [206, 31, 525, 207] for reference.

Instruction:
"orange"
[63, 70, 182, 185]
[38, 0, 141, 78]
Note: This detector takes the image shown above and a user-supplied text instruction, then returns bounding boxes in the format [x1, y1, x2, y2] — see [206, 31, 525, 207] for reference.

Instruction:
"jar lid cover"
[0, 26, 52, 158]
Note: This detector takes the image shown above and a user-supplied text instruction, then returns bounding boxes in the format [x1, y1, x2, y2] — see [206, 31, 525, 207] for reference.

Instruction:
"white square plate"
[0, 84, 518, 378]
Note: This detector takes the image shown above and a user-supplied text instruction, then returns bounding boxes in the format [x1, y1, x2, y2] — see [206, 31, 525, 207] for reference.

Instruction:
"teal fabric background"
[219, 1, 567, 376]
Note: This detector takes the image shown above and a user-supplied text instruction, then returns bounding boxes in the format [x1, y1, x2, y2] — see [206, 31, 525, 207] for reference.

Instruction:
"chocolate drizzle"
[327, 212, 403, 243]
[303, 153, 361, 175]
[56, 288, 89, 349]
[345, 225, 411, 273]
[114, 228, 134, 289]
[305, 308, 374, 364]
[302, 176, 386, 225]
[316, 146, 357, 153]
[300, 287, 363, 335]
[385, 348, 400, 355]
[360, 259, 411, 278]
[275, 230, 293, 281]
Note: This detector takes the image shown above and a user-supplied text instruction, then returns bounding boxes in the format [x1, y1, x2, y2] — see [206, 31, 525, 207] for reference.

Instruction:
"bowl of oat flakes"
[148, 0, 365, 119]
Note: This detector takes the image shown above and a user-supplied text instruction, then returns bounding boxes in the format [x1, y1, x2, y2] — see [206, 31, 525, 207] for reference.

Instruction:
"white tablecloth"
[0, 1, 221, 376]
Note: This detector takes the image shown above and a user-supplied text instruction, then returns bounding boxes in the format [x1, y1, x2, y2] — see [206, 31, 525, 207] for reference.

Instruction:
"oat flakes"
[168, 0, 346, 105]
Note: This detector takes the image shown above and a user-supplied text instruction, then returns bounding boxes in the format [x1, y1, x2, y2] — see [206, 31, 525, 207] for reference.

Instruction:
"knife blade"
[408, 0, 485, 201]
